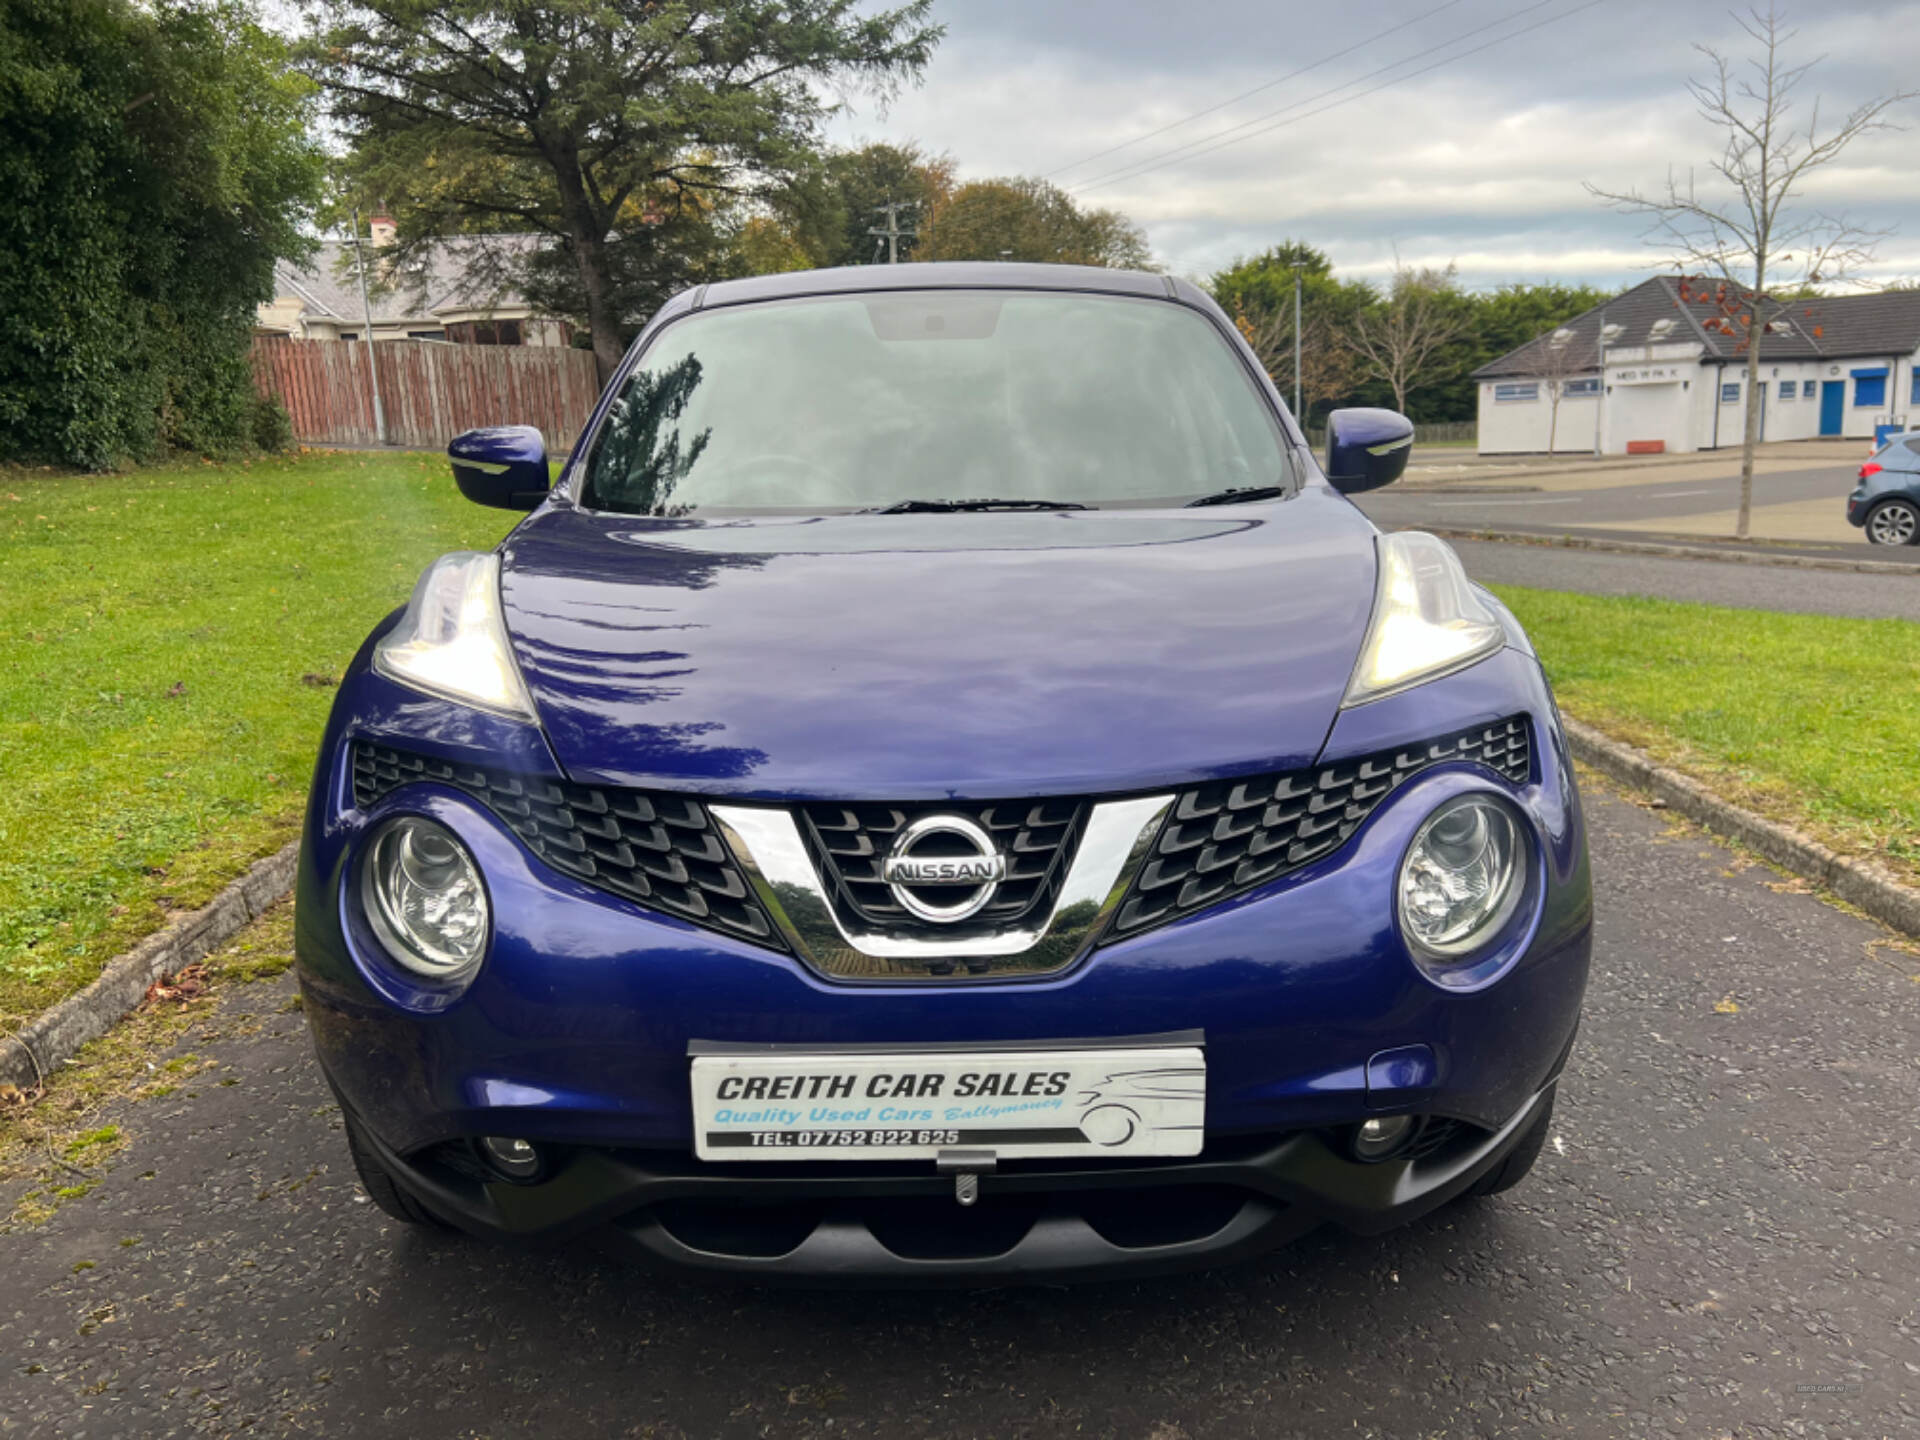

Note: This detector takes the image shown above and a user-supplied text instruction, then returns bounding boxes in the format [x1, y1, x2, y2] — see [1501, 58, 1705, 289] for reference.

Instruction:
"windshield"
[578, 290, 1292, 515]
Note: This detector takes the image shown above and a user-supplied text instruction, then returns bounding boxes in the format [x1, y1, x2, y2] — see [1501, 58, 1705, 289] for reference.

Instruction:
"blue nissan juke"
[295, 263, 1592, 1284]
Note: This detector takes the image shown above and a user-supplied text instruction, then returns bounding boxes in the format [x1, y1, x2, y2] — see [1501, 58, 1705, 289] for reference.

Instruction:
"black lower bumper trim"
[342, 1085, 1555, 1286]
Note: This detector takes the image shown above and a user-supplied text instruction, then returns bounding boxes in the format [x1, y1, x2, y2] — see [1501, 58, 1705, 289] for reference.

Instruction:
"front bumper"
[296, 642, 1590, 1280]
[340, 1079, 1560, 1285]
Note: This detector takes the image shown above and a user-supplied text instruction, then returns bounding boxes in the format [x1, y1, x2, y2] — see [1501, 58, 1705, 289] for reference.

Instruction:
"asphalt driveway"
[2, 783, 1916, 1439]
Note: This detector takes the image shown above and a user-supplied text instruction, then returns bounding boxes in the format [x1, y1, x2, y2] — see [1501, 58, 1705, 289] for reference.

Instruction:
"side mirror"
[1324, 408, 1414, 494]
[448, 426, 550, 510]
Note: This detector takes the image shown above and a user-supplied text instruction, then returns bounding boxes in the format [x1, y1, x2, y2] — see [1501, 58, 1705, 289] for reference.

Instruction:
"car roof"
[696, 262, 1182, 311]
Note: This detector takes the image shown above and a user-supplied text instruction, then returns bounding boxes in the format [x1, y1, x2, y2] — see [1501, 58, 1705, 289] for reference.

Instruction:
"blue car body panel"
[299, 644, 1585, 1149]
[496, 496, 1378, 798]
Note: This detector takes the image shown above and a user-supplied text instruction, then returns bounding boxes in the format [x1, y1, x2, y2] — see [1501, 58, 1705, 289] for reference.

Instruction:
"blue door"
[1820, 380, 1845, 435]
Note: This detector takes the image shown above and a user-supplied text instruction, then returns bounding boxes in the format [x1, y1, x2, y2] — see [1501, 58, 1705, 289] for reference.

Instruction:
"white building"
[1474, 276, 1920, 455]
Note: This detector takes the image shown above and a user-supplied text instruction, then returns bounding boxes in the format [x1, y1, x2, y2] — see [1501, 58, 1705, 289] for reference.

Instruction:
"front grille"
[350, 743, 780, 948]
[799, 800, 1086, 931]
[1111, 716, 1532, 938]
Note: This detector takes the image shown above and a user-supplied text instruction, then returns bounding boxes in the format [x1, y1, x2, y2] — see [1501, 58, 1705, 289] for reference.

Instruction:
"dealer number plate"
[691, 1047, 1205, 1162]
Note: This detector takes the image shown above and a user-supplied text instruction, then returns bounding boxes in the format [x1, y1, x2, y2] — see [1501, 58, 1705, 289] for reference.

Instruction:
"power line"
[1042, 0, 1469, 181]
[1068, 0, 1566, 192]
[1070, 0, 1601, 195]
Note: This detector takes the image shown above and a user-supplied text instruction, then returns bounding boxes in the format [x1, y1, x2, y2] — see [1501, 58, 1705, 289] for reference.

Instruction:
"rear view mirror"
[449, 426, 551, 510]
[1325, 409, 1414, 494]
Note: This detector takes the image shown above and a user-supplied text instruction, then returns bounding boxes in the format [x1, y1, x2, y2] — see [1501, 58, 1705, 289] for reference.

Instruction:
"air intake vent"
[1110, 717, 1531, 938]
[350, 743, 780, 948]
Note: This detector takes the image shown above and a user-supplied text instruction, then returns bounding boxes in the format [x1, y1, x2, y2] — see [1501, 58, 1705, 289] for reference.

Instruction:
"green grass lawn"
[1, 450, 514, 1020]
[1494, 585, 1920, 883]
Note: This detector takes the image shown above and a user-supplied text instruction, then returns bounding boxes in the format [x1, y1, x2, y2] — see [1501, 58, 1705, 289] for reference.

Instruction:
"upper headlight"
[373, 551, 537, 721]
[1397, 794, 1525, 960]
[1344, 532, 1503, 706]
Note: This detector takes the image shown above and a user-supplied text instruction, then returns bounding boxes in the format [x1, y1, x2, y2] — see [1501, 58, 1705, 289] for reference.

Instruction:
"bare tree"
[1233, 302, 1360, 426]
[1587, 6, 1913, 537]
[1345, 261, 1468, 414]
[1535, 327, 1590, 455]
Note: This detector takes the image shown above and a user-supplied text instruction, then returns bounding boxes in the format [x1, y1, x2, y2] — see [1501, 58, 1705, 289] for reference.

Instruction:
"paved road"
[4, 786, 1918, 1439]
[1359, 461, 1873, 537]
[1446, 538, 1920, 620]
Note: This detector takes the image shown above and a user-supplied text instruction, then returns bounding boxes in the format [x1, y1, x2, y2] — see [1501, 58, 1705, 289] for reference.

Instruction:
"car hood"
[497, 493, 1380, 800]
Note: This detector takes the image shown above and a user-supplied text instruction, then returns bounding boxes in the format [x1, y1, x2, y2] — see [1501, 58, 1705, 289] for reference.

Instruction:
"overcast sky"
[825, 0, 1920, 293]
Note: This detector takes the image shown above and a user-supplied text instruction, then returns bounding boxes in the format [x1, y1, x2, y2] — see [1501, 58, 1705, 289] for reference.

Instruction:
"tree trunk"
[1736, 272, 1765, 539]
[572, 230, 626, 385]
[549, 141, 625, 384]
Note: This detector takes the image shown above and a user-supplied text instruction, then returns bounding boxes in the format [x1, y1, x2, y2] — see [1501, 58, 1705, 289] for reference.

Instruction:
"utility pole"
[1291, 264, 1305, 422]
[869, 201, 917, 265]
[349, 208, 388, 446]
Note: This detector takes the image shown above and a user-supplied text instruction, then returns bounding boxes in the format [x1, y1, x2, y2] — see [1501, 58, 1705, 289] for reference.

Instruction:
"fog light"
[1352, 1114, 1416, 1162]
[479, 1135, 541, 1181]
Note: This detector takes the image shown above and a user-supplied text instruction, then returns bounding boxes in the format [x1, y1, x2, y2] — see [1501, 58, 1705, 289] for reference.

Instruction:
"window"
[578, 290, 1293, 515]
[449, 318, 524, 346]
[1493, 382, 1539, 403]
[1720, 382, 1740, 404]
[1600, 322, 1624, 342]
[407, 329, 447, 342]
[1854, 370, 1887, 407]
[1562, 378, 1600, 397]
[1779, 380, 1795, 399]
[1548, 327, 1575, 349]
[1648, 318, 1676, 340]
[1911, 371, 1920, 405]
[1905, 437, 1920, 458]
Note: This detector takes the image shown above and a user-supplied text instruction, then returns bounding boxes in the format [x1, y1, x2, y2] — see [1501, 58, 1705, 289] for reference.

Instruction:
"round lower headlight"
[360, 817, 490, 979]
[1397, 794, 1526, 959]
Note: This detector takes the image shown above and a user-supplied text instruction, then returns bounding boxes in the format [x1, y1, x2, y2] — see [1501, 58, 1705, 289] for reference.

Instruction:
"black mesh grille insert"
[798, 800, 1086, 932]
[1110, 716, 1532, 939]
[350, 743, 780, 948]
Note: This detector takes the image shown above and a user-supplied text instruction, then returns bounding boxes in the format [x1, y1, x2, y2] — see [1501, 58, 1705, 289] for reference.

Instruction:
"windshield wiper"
[865, 497, 1091, 514]
[1182, 485, 1289, 508]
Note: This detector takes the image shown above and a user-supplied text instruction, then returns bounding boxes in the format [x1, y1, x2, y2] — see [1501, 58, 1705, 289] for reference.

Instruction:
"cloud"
[831, 0, 1920, 290]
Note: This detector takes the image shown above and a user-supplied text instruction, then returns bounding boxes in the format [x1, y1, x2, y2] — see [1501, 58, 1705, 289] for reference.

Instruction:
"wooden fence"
[251, 337, 603, 451]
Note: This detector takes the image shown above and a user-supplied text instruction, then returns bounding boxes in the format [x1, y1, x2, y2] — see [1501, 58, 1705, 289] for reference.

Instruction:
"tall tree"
[1, 0, 323, 466]
[812, 141, 952, 266]
[917, 176, 1150, 268]
[1345, 261, 1469, 414]
[1588, 5, 1913, 537]
[307, 1, 941, 378]
[1209, 243, 1372, 425]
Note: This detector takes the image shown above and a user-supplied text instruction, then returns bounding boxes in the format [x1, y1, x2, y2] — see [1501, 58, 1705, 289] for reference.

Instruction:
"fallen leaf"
[300, 672, 337, 688]
[165, 681, 186, 699]
[1713, 994, 1741, 1015]
[144, 962, 209, 1007]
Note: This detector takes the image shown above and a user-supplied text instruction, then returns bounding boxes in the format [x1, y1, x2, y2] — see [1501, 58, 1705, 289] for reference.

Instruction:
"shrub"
[0, 0, 323, 469]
